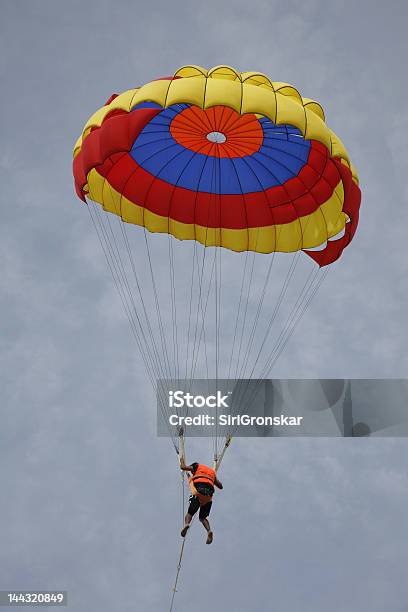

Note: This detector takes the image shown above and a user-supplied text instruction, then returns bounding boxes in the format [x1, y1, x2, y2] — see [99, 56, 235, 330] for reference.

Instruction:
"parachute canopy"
[72, 66, 362, 454]
[73, 65, 361, 266]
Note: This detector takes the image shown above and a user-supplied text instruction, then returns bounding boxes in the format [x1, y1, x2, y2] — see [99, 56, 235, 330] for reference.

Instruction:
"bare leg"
[181, 513, 192, 537]
[200, 518, 213, 544]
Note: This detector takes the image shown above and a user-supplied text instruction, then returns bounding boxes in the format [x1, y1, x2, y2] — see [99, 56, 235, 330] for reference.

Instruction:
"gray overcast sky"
[1, 1, 408, 611]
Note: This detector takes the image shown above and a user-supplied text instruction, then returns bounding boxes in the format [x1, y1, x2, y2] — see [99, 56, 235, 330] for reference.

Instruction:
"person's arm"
[180, 464, 194, 472]
[214, 477, 223, 489]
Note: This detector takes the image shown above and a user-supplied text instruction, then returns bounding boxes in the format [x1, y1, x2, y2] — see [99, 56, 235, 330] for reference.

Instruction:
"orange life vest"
[189, 464, 216, 506]
[192, 464, 216, 487]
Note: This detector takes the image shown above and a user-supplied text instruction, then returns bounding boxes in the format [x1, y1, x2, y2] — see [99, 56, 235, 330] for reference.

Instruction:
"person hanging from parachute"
[179, 460, 223, 545]
[73, 62, 361, 607]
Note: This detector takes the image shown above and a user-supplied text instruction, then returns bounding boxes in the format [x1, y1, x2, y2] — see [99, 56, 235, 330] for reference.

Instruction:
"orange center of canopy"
[170, 105, 264, 157]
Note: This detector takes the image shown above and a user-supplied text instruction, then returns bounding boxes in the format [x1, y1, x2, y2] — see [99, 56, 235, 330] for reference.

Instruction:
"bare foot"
[181, 525, 190, 538]
[206, 531, 213, 545]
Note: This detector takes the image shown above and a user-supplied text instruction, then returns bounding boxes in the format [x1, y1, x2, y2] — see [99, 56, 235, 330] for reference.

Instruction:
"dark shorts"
[188, 483, 214, 520]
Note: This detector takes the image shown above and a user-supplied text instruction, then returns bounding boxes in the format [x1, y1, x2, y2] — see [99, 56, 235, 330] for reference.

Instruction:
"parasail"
[72, 65, 361, 459]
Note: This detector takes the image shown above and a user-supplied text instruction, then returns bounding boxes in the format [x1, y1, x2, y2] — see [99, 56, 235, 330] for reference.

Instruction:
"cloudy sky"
[1, 1, 408, 610]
